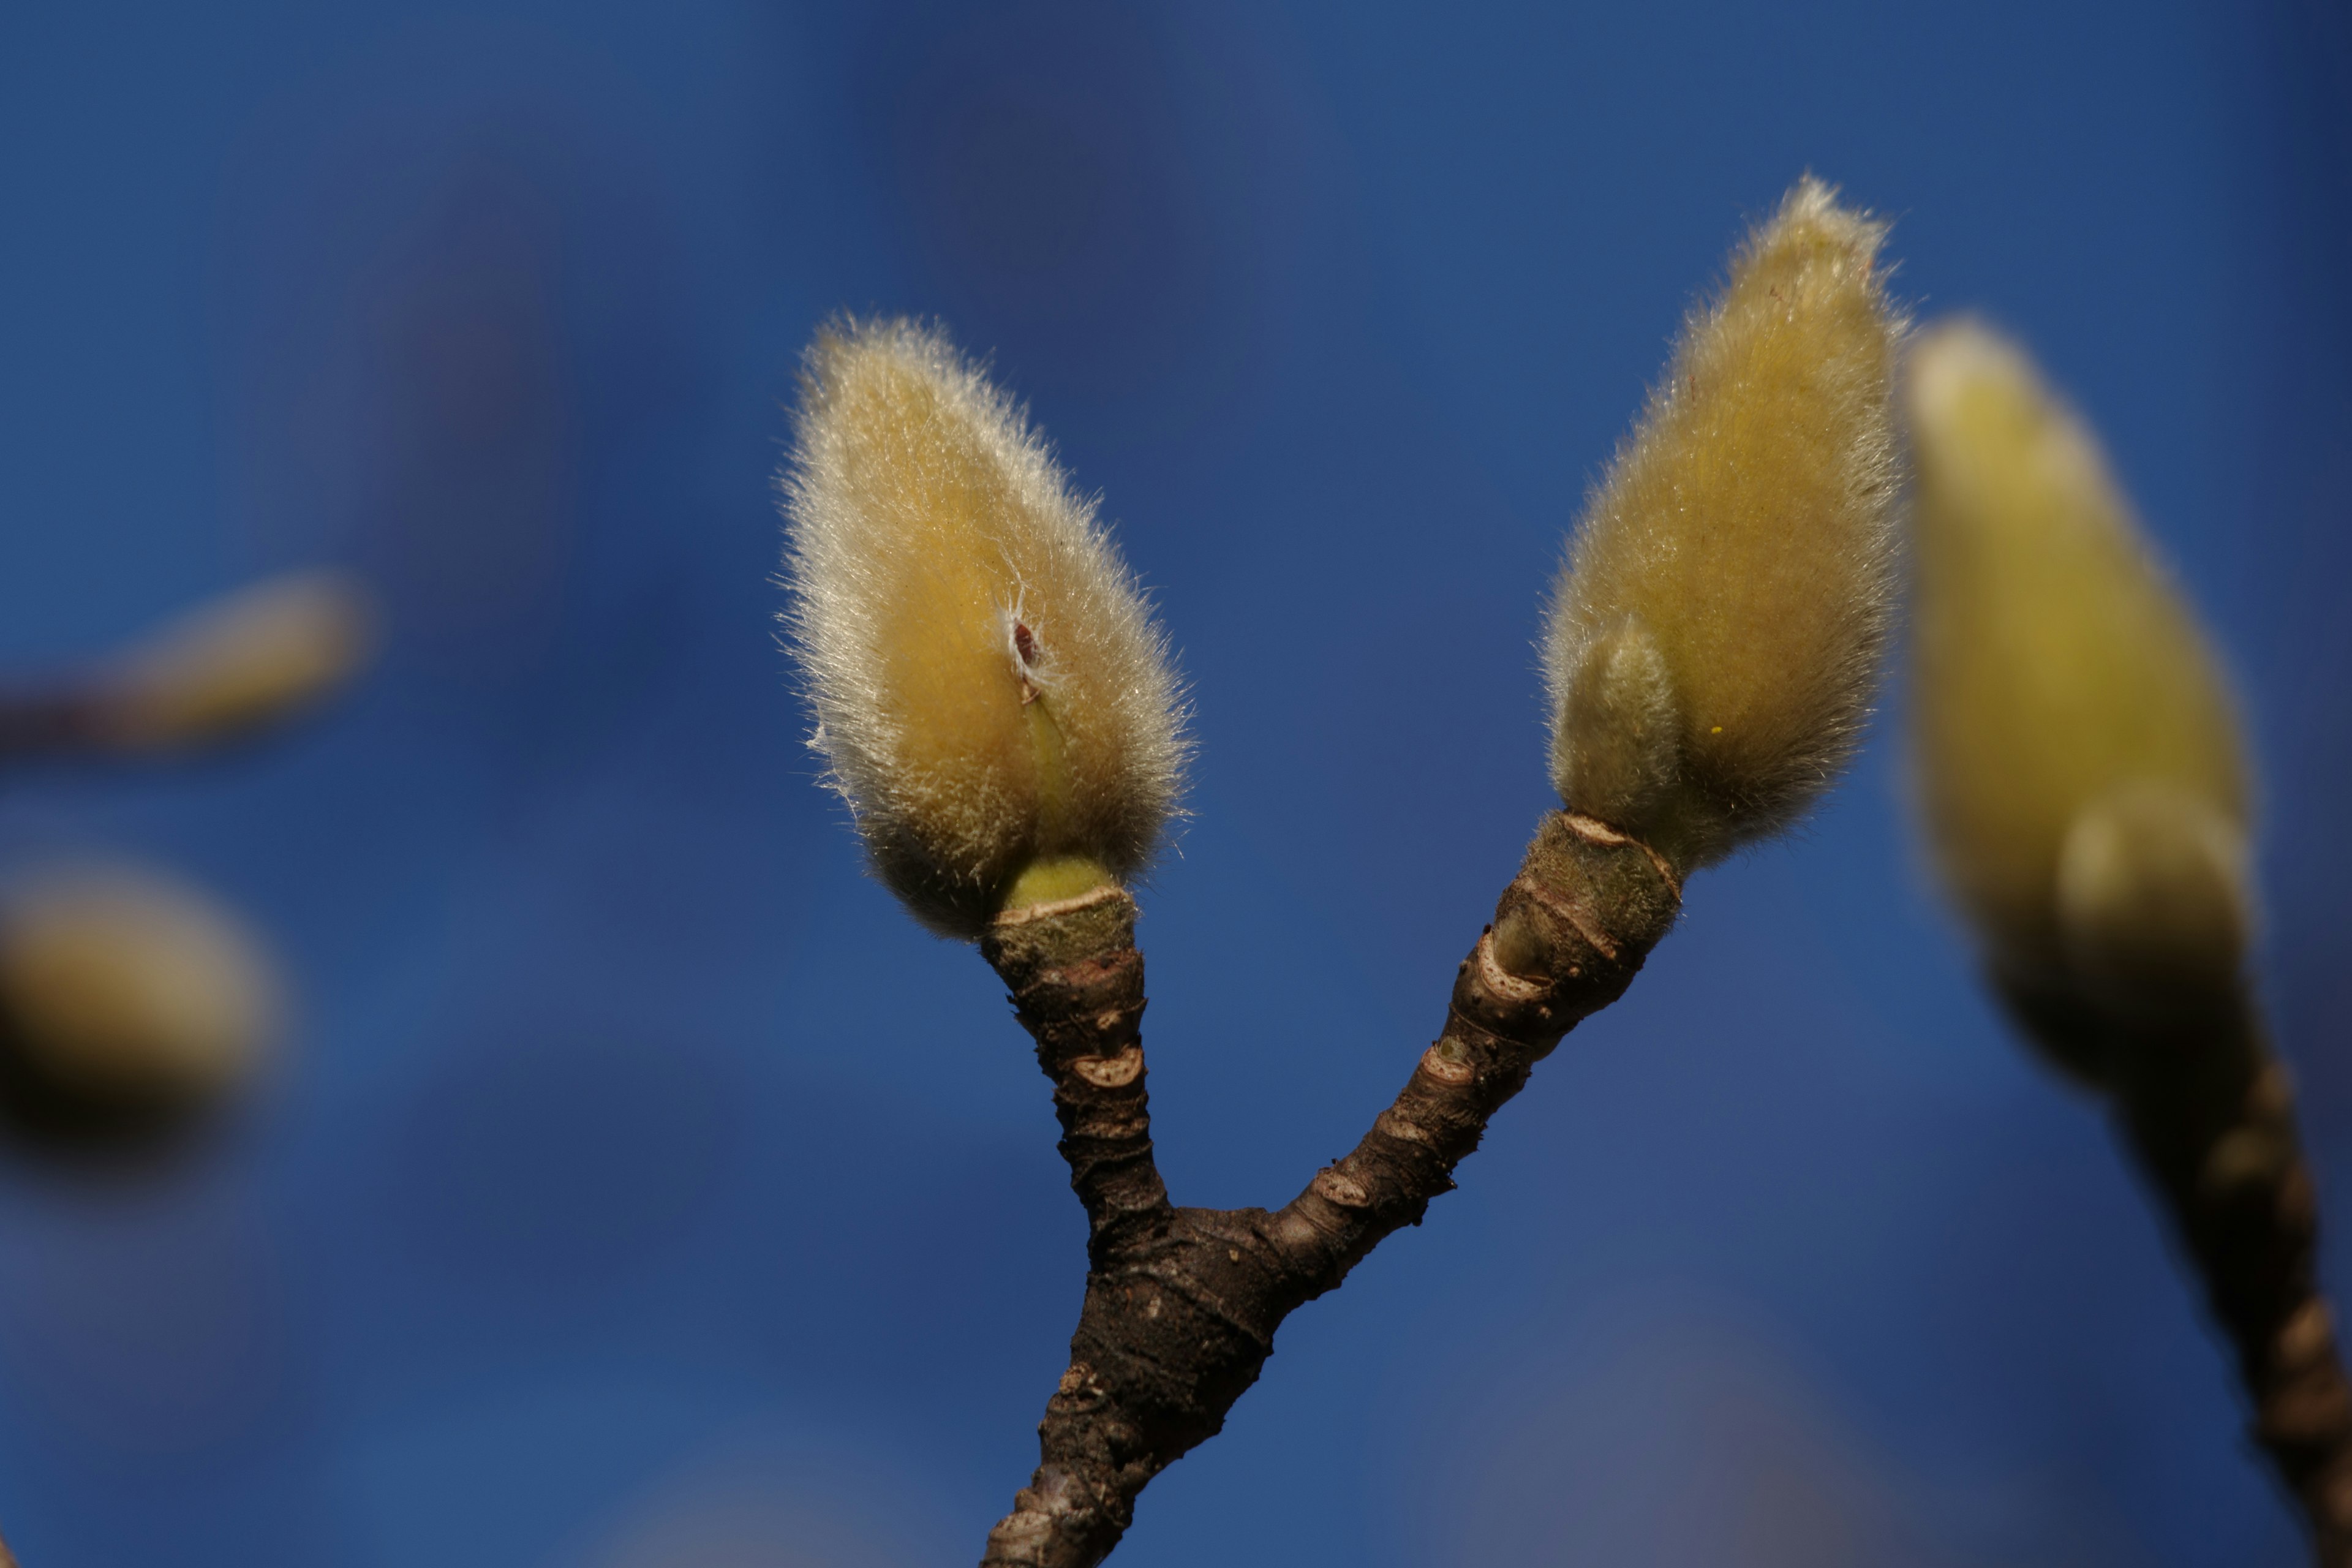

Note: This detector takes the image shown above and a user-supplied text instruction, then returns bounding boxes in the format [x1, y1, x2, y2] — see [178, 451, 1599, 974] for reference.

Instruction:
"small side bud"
[1553, 618, 1679, 829]
[1905, 321, 2249, 986]
[91, 570, 375, 752]
[2055, 783, 2251, 1016]
[1544, 177, 1905, 871]
[780, 318, 1187, 938]
[0, 866, 283, 1150]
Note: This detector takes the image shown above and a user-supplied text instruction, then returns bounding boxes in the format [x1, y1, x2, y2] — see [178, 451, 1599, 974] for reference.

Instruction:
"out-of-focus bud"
[2056, 782, 2250, 1016]
[1905, 321, 2250, 995]
[90, 570, 374, 752]
[0, 865, 282, 1147]
[779, 318, 1187, 938]
[1544, 177, 1905, 872]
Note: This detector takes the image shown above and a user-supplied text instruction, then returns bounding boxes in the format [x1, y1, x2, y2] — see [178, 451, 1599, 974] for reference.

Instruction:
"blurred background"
[0, 0, 2346, 1562]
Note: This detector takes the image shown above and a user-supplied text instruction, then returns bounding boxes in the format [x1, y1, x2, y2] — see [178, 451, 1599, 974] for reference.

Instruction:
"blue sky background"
[0, 1, 2346, 1564]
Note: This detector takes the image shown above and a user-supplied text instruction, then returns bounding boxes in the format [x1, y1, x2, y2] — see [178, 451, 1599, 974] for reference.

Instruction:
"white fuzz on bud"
[779, 318, 1186, 938]
[1543, 178, 1905, 872]
[1905, 320, 2250, 992]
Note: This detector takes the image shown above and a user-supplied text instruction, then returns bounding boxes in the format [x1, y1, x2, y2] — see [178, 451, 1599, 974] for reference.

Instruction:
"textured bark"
[2001, 976, 2352, 1565]
[974, 812, 1682, 1567]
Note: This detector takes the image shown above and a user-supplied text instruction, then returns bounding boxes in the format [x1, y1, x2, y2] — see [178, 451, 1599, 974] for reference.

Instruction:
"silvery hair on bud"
[1544, 176, 1905, 869]
[777, 317, 1186, 935]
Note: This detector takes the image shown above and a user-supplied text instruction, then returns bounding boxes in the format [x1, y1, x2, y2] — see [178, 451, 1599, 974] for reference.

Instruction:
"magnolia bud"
[92, 570, 375, 752]
[0, 866, 282, 1147]
[1905, 320, 2249, 989]
[779, 319, 1186, 938]
[1544, 177, 1905, 871]
[1551, 618, 1680, 831]
[2055, 782, 2250, 1016]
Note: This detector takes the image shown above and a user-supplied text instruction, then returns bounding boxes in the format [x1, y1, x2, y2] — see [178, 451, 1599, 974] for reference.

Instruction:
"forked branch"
[973, 812, 1682, 1568]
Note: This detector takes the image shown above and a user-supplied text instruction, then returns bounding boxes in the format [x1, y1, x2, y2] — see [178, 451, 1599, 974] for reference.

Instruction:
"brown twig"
[0, 688, 104, 762]
[2000, 974, 2352, 1564]
[973, 812, 1682, 1568]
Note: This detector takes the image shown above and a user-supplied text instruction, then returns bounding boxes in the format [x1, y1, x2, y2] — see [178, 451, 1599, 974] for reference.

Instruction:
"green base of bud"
[1002, 856, 1115, 914]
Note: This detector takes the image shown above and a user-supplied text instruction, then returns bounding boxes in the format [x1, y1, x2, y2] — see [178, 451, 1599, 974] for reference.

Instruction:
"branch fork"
[974, 812, 1681, 1567]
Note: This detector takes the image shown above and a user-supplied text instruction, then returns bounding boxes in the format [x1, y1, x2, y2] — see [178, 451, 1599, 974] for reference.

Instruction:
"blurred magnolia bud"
[1905, 321, 2250, 992]
[91, 570, 374, 752]
[0, 865, 282, 1146]
[780, 318, 1186, 938]
[2056, 782, 2251, 1016]
[1544, 178, 1905, 872]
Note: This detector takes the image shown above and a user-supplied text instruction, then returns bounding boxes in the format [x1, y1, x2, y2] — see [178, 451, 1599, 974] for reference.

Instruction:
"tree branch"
[974, 812, 1682, 1568]
[0, 687, 103, 762]
[2001, 976, 2352, 1564]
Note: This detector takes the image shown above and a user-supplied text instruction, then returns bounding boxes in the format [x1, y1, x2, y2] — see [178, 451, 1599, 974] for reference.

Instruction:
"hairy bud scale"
[1544, 178, 1905, 870]
[780, 319, 1186, 938]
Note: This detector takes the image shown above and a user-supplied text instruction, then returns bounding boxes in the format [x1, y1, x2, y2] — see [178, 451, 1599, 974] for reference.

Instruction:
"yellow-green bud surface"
[779, 319, 1185, 938]
[0, 866, 282, 1106]
[1545, 178, 1905, 871]
[1906, 321, 2249, 983]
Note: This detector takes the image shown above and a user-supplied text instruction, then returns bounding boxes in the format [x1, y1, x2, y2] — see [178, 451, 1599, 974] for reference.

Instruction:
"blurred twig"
[0, 570, 368, 1158]
[0, 571, 371, 767]
[2003, 976, 2352, 1561]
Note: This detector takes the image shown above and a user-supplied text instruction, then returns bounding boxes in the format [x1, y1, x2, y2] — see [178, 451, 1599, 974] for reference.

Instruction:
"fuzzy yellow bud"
[0, 867, 282, 1144]
[779, 318, 1186, 938]
[1905, 321, 2250, 989]
[1544, 178, 1905, 871]
[92, 571, 375, 752]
